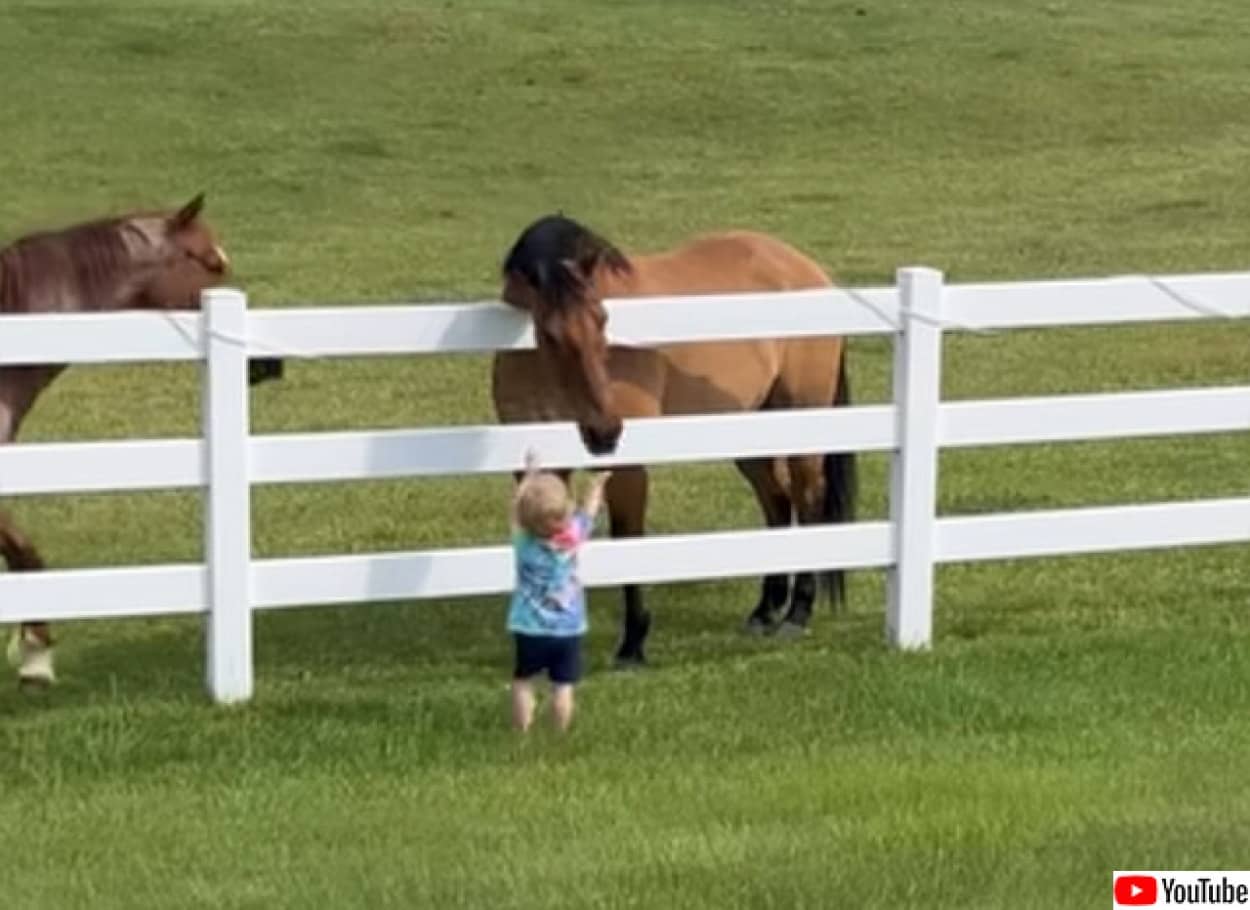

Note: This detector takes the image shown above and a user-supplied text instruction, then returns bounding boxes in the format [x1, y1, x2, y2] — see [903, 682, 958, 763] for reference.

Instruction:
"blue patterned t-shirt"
[507, 510, 592, 637]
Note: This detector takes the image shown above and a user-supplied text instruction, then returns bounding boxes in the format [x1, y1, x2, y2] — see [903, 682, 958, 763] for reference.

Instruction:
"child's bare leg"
[511, 679, 536, 732]
[551, 684, 575, 732]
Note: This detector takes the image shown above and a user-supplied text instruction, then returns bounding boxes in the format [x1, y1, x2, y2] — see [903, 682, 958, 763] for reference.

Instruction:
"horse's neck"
[595, 257, 648, 299]
[0, 241, 145, 315]
[0, 241, 138, 443]
[597, 249, 724, 299]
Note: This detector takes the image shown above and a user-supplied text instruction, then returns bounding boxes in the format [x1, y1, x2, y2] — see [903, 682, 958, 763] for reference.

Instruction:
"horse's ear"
[560, 256, 592, 286]
[170, 193, 206, 229]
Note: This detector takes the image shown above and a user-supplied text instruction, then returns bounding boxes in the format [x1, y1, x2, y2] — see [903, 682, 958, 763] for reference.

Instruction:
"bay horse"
[492, 214, 856, 667]
[0, 193, 283, 690]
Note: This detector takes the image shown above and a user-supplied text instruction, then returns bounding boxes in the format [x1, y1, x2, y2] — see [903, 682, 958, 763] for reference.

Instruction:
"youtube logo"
[1114, 870, 1250, 906]
[1115, 875, 1158, 906]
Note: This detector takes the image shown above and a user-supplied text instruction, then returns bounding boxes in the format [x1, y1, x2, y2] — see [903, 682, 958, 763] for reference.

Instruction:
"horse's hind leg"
[734, 457, 793, 634]
[775, 454, 827, 638]
[0, 511, 55, 689]
[605, 467, 651, 668]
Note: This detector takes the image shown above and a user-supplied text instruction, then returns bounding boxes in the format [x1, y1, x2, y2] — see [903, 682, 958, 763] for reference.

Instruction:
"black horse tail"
[821, 347, 857, 609]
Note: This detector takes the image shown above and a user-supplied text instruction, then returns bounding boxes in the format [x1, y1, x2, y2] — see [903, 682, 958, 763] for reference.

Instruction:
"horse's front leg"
[1, 513, 55, 689]
[0, 371, 61, 689]
[605, 466, 651, 668]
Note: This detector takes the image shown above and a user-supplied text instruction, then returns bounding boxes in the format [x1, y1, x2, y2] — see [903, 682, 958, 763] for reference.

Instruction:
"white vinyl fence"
[2, 267, 1249, 703]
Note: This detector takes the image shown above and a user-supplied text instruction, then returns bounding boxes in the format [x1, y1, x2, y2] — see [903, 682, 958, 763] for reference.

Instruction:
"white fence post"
[201, 288, 253, 703]
[886, 267, 945, 649]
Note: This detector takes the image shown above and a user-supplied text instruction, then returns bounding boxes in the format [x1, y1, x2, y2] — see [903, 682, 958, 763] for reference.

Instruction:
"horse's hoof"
[772, 621, 810, 640]
[8, 631, 56, 685]
[612, 654, 647, 672]
[744, 617, 774, 636]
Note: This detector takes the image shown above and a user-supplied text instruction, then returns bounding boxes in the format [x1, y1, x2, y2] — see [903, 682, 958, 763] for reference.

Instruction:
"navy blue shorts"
[513, 634, 583, 685]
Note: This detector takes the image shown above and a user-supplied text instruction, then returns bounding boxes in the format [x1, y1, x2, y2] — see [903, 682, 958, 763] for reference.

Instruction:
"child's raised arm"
[509, 447, 542, 528]
[582, 470, 612, 519]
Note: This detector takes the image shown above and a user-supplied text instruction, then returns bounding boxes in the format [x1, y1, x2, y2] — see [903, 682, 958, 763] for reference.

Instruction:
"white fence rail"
[2, 268, 1249, 702]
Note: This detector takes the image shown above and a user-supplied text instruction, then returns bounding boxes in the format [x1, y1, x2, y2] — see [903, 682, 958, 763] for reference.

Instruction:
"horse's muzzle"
[248, 357, 285, 386]
[579, 419, 622, 456]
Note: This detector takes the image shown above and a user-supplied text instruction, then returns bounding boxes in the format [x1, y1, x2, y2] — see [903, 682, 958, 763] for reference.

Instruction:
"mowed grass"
[2, 1, 1250, 907]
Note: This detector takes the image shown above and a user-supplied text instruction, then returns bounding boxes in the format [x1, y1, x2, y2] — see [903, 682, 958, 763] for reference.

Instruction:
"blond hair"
[516, 473, 573, 539]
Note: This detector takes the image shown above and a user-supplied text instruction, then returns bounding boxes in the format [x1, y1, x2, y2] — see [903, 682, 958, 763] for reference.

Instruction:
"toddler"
[507, 448, 610, 733]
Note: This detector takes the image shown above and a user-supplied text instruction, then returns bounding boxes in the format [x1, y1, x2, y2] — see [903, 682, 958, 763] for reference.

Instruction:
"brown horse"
[0, 194, 283, 689]
[492, 214, 856, 666]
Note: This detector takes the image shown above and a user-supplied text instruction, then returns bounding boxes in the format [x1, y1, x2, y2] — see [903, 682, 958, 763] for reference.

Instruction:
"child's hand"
[511, 448, 542, 522]
[583, 470, 612, 517]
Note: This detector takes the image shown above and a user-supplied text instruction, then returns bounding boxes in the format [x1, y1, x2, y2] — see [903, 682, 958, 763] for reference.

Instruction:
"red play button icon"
[1115, 875, 1158, 905]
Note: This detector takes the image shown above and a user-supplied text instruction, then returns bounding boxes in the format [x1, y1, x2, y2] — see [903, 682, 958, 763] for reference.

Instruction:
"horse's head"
[501, 214, 632, 455]
[126, 193, 229, 310]
[125, 194, 282, 386]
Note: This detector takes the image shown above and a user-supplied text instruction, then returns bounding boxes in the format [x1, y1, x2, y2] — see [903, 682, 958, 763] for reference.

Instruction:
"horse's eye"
[184, 248, 223, 274]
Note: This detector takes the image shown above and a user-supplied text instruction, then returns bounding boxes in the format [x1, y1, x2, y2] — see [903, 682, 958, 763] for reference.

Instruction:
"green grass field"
[3, 1, 1250, 907]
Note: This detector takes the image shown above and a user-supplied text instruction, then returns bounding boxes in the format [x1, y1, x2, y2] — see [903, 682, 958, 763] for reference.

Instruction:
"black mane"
[502, 214, 631, 308]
